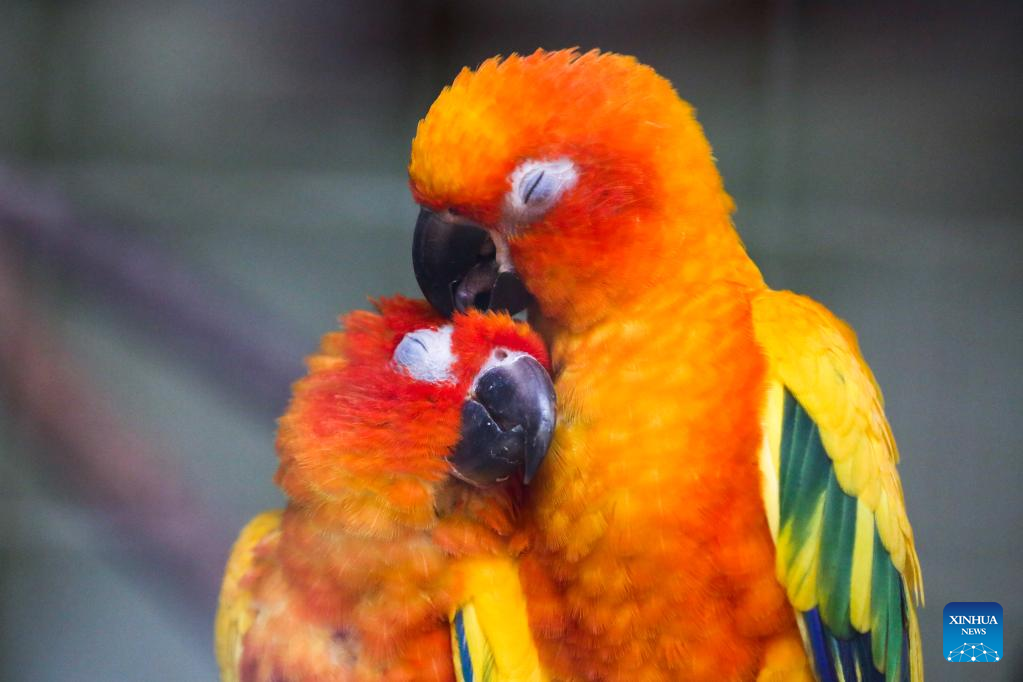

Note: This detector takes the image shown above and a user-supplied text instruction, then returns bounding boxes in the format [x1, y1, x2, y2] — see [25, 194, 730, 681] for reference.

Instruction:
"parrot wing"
[752, 290, 923, 682]
[449, 557, 547, 682]
[214, 510, 283, 682]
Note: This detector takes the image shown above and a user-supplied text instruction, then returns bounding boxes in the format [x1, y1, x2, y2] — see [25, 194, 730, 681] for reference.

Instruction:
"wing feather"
[214, 510, 283, 682]
[753, 290, 922, 682]
[449, 557, 546, 682]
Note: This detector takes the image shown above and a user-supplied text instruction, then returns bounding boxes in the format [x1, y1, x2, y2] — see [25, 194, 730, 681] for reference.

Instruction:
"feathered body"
[409, 50, 922, 681]
[523, 277, 804, 681]
[216, 299, 549, 681]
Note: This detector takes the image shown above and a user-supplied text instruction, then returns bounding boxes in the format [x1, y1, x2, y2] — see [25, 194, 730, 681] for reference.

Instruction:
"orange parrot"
[215, 297, 554, 682]
[409, 50, 923, 681]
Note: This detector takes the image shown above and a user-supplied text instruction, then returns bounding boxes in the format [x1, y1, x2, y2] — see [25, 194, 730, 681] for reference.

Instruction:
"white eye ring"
[503, 158, 578, 226]
[392, 325, 456, 383]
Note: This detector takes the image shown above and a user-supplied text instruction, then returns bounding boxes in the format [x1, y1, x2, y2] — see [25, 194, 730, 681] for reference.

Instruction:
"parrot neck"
[533, 215, 765, 341]
[666, 216, 765, 294]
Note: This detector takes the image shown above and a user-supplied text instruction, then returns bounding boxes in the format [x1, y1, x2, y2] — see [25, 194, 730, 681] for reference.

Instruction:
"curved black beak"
[448, 352, 556, 487]
[412, 207, 533, 317]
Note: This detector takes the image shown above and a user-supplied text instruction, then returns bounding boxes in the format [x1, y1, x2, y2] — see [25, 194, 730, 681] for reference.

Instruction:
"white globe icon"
[946, 643, 999, 662]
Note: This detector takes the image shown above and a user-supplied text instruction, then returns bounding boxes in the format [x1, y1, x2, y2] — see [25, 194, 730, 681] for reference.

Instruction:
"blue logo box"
[943, 602, 1002, 663]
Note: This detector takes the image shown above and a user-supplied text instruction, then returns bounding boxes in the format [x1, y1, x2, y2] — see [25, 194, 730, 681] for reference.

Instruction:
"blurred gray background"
[0, 1, 1019, 681]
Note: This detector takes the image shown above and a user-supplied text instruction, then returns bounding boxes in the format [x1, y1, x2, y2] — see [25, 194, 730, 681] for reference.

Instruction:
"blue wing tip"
[804, 607, 890, 682]
[453, 609, 474, 682]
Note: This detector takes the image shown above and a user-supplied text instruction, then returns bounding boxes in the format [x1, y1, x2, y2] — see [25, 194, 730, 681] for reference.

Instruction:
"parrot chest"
[236, 509, 462, 681]
[528, 283, 797, 679]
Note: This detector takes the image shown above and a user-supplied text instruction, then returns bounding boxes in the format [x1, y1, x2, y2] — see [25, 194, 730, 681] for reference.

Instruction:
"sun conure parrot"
[407, 49, 924, 681]
[215, 296, 556, 682]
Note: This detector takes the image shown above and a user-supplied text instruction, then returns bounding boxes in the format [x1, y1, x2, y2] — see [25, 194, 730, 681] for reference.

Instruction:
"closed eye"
[392, 325, 456, 383]
[503, 158, 578, 227]
[522, 170, 546, 203]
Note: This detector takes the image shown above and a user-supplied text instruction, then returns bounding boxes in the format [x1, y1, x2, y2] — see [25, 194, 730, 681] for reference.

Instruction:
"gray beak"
[448, 352, 556, 486]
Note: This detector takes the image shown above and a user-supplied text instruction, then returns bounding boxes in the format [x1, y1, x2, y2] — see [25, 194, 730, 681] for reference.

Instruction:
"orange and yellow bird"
[409, 49, 923, 681]
[215, 297, 554, 682]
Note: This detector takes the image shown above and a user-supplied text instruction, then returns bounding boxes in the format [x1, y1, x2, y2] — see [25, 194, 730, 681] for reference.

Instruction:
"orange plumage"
[409, 49, 921, 681]
[410, 50, 752, 333]
[215, 298, 549, 681]
[411, 50, 794, 680]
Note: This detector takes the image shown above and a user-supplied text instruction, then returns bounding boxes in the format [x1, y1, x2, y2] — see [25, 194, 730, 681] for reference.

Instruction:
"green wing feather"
[753, 289, 923, 682]
[776, 389, 915, 682]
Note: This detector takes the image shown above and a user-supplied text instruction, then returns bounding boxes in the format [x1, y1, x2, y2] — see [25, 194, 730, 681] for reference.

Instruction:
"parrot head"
[276, 297, 555, 517]
[409, 49, 750, 331]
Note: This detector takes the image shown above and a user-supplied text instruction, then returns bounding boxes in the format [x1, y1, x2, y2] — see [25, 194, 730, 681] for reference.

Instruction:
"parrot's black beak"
[448, 351, 556, 487]
[412, 207, 533, 317]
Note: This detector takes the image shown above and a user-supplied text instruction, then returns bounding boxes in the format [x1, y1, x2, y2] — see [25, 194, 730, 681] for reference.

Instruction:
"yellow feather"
[753, 289, 924, 681]
[450, 556, 546, 682]
[752, 290, 922, 602]
[215, 510, 283, 682]
[759, 380, 785, 540]
[875, 489, 906, 575]
[904, 578, 924, 682]
[849, 502, 874, 633]
[455, 602, 494, 682]
[777, 499, 824, 611]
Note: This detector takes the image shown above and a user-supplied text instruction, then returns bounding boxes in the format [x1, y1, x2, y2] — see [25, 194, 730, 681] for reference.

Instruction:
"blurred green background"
[0, 2, 1020, 681]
